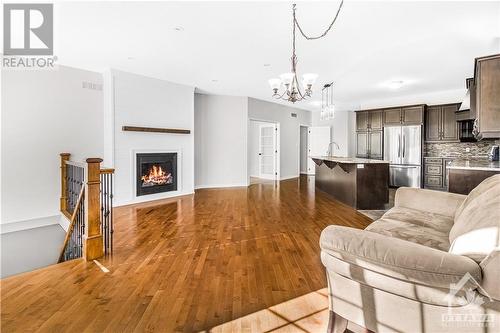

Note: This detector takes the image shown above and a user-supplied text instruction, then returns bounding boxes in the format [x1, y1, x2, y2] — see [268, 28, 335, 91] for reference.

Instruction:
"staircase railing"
[59, 153, 115, 263]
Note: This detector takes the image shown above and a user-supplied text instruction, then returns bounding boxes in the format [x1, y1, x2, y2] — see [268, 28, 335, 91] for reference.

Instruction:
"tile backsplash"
[425, 139, 499, 158]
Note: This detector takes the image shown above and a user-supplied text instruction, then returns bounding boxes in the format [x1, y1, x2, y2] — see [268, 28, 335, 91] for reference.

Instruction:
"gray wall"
[194, 94, 248, 188]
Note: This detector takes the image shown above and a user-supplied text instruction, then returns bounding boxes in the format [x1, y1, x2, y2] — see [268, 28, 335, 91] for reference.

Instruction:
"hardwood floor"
[1, 176, 372, 332]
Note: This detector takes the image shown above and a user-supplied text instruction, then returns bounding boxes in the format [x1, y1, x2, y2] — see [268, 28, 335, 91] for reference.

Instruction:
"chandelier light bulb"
[279, 73, 295, 85]
[302, 73, 318, 87]
[268, 78, 282, 91]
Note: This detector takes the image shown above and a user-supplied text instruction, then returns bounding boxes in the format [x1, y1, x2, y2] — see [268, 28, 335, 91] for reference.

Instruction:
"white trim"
[195, 183, 248, 190]
[298, 124, 309, 175]
[114, 191, 195, 207]
[0, 215, 60, 234]
[280, 175, 299, 181]
[59, 214, 71, 232]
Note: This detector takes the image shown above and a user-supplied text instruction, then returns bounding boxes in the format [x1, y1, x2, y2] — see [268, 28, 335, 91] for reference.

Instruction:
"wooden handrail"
[60, 153, 114, 262]
[58, 186, 85, 263]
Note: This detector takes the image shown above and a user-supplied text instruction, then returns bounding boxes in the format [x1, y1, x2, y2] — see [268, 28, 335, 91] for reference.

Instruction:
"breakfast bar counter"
[311, 156, 390, 210]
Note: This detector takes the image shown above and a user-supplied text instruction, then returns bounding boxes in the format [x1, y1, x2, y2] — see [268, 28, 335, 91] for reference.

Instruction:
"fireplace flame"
[141, 165, 171, 186]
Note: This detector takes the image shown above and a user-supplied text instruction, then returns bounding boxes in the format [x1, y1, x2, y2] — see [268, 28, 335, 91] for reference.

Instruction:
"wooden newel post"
[60, 153, 71, 213]
[84, 158, 104, 261]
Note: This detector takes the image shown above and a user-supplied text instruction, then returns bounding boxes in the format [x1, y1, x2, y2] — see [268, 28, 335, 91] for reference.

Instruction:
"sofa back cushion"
[449, 174, 500, 262]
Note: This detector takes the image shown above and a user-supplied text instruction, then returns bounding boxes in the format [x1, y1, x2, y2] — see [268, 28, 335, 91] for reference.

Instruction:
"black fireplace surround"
[136, 152, 177, 197]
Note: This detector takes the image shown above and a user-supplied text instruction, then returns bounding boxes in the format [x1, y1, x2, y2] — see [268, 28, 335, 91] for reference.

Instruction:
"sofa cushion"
[365, 206, 453, 251]
[449, 174, 500, 262]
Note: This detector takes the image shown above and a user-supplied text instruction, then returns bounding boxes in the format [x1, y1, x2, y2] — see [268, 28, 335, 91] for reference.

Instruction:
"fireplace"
[136, 152, 177, 196]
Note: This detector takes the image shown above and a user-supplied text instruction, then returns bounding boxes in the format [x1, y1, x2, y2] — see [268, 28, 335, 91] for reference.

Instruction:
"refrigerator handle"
[403, 134, 406, 158]
[397, 133, 401, 158]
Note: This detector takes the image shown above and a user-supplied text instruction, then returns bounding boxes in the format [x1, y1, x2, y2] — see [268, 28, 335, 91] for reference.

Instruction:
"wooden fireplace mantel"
[122, 126, 191, 134]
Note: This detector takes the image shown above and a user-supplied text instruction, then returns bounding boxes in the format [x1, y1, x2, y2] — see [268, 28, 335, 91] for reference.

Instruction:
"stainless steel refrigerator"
[383, 125, 422, 188]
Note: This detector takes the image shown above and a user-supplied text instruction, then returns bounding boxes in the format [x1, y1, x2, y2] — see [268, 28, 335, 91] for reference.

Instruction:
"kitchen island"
[312, 156, 390, 210]
[448, 159, 500, 194]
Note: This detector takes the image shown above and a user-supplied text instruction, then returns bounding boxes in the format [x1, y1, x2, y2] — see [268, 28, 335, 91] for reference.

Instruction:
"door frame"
[249, 118, 280, 181]
[298, 124, 309, 175]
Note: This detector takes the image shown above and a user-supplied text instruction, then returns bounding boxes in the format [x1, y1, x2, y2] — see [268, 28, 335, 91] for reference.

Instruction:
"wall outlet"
[465, 147, 470, 153]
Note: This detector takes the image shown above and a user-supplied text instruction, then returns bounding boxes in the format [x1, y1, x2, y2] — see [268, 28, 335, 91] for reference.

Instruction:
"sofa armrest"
[395, 187, 466, 217]
[320, 225, 481, 289]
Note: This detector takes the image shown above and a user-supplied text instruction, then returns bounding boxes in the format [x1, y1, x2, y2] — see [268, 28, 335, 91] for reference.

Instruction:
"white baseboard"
[195, 183, 248, 190]
[280, 175, 299, 181]
[0, 215, 60, 234]
[59, 214, 71, 232]
[114, 190, 195, 207]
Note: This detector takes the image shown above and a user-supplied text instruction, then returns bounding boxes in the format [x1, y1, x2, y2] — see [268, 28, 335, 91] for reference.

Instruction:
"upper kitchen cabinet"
[472, 54, 500, 139]
[425, 104, 459, 142]
[383, 108, 402, 125]
[383, 105, 424, 126]
[402, 106, 424, 125]
[356, 111, 369, 131]
[356, 110, 383, 131]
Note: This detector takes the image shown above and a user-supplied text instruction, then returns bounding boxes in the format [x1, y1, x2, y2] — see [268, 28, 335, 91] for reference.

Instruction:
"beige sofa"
[320, 174, 500, 333]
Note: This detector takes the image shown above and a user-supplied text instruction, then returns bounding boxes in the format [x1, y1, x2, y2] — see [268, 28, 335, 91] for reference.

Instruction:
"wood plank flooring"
[1, 176, 372, 332]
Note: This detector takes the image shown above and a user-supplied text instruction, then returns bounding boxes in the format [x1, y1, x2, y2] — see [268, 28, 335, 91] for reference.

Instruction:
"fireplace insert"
[136, 152, 177, 196]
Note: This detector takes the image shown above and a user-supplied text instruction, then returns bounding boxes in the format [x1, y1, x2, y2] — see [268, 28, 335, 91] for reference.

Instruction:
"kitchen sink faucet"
[328, 141, 340, 156]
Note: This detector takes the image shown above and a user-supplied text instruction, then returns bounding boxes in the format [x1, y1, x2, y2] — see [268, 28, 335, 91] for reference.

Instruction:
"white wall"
[311, 111, 353, 157]
[1, 66, 103, 226]
[194, 94, 248, 188]
[107, 70, 195, 206]
[247, 98, 312, 180]
[300, 126, 308, 173]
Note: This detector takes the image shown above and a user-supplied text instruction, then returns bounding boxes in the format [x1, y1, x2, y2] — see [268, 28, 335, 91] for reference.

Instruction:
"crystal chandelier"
[320, 82, 335, 120]
[268, 1, 344, 104]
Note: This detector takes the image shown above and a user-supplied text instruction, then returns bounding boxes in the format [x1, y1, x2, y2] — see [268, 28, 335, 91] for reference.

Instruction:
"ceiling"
[55, 1, 500, 111]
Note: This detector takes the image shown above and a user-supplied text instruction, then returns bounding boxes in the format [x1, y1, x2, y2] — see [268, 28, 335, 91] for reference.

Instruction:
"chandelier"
[321, 82, 335, 120]
[268, 1, 344, 104]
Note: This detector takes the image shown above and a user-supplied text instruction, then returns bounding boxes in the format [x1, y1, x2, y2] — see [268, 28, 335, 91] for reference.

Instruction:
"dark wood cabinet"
[368, 131, 383, 159]
[383, 108, 402, 125]
[426, 106, 441, 141]
[370, 110, 383, 130]
[356, 111, 382, 131]
[356, 112, 369, 131]
[442, 105, 459, 141]
[473, 54, 500, 139]
[355, 131, 382, 159]
[425, 104, 459, 142]
[402, 106, 424, 125]
[356, 132, 368, 158]
[355, 110, 383, 159]
[384, 105, 424, 126]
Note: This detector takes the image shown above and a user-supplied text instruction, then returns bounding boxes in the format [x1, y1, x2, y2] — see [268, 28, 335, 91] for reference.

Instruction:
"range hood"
[458, 89, 470, 111]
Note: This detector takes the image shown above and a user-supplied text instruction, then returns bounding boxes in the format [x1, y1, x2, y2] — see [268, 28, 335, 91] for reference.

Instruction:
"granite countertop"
[448, 159, 500, 171]
[311, 156, 390, 164]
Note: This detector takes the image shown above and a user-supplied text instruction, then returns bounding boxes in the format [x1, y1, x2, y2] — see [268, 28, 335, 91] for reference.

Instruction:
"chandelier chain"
[293, 0, 344, 41]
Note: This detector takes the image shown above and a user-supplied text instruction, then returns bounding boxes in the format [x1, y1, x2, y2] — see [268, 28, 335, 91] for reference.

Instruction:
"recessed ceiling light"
[211, 79, 218, 82]
[173, 26, 184, 32]
[263, 64, 271, 67]
[127, 57, 135, 60]
[388, 80, 404, 89]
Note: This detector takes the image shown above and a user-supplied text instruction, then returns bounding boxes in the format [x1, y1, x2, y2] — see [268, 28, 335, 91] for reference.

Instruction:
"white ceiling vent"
[82, 81, 103, 91]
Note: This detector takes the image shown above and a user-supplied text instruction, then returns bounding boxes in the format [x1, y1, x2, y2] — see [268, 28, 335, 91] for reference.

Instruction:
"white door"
[259, 123, 277, 179]
[307, 126, 331, 175]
